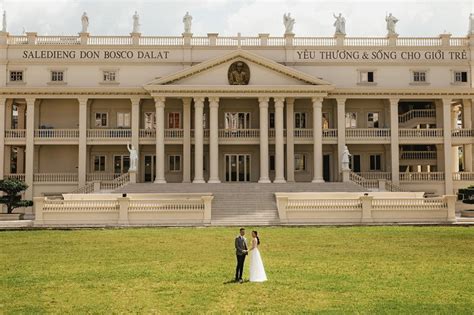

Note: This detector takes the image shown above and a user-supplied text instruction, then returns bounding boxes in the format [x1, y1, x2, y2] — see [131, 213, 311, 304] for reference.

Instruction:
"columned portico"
[258, 97, 271, 183]
[193, 97, 205, 183]
[273, 97, 286, 183]
[208, 97, 220, 183]
[312, 97, 324, 183]
[154, 97, 166, 183]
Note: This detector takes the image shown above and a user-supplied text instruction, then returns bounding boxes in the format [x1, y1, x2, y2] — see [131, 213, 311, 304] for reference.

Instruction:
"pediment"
[145, 50, 332, 87]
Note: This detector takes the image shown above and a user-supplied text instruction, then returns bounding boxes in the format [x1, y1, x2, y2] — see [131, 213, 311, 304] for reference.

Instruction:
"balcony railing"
[400, 151, 437, 160]
[33, 173, 78, 182]
[219, 129, 260, 139]
[400, 172, 445, 181]
[294, 129, 313, 138]
[139, 129, 155, 138]
[452, 172, 474, 181]
[346, 128, 390, 138]
[87, 129, 132, 138]
[34, 129, 79, 138]
[323, 129, 338, 138]
[165, 129, 184, 138]
[451, 129, 474, 137]
[5, 129, 26, 138]
[86, 173, 122, 181]
[399, 128, 443, 138]
[4, 173, 26, 181]
[356, 172, 392, 180]
[398, 109, 436, 124]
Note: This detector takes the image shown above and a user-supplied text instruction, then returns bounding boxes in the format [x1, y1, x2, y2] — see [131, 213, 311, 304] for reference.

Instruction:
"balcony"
[33, 173, 79, 183]
[452, 129, 474, 145]
[35, 129, 79, 144]
[87, 129, 132, 144]
[398, 109, 436, 128]
[4, 129, 26, 145]
[346, 128, 391, 144]
[399, 129, 443, 144]
[400, 172, 445, 181]
[4, 173, 26, 181]
[86, 173, 122, 181]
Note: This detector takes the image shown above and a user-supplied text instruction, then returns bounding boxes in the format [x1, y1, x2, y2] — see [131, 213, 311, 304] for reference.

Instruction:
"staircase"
[117, 182, 365, 226]
[398, 109, 436, 128]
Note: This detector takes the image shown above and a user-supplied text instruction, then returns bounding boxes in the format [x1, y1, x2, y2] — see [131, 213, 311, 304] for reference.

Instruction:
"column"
[442, 98, 453, 194]
[274, 97, 286, 183]
[25, 98, 35, 201]
[389, 98, 400, 185]
[336, 98, 346, 181]
[130, 98, 140, 183]
[451, 106, 460, 173]
[258, 97, 271, 183]
[78, 98, 88, 187]
[208, 97, 220, 183]
[193, 97, 205, 183]
[0, 98, 6, 179]
[286, 98, 295, 182]
[312, 97, 324, 183]
[463, 100, 472, 171]
[182, 98, 192, 182]
[154, 97, 166, 183]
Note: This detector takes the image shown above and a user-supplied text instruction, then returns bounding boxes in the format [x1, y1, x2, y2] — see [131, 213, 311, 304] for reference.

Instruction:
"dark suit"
[235, 236, 248, 281]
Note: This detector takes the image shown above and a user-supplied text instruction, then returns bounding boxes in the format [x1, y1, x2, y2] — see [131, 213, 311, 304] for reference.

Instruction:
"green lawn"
[1, 227, 473, 314]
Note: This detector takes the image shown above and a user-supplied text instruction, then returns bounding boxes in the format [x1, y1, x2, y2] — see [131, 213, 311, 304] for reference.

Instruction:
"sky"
[1, 0, 473, 37]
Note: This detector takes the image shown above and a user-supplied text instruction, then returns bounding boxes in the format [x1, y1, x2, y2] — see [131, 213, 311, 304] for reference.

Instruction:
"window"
[103, 70, 117, 82]
[95, 113, 108, 127]
[9, 71, 23, 82]
[269, 155, 275, 171]
[294, 112, 307, 129]
[367, 112, 379, 128]
[413, 71, 427, 82]
[224, 112, 250, 129]
[269, 112, 275, 129]
[294, 154, 306, 171]
[51, 71, 64, 82]
[369, 154, 382, 171]
[117, 112, 130, 128]
[345, 112, 357, 128]
[350, 155, 361, 172]
[359, 71, 375, 83]
[454, 71, 468, 83]
[144, 112, 156, 129]
[114, 155, 130, 174]
[94, 155, 106, 172]
[322, 112, 330, 129]
[169, 155, 181, 172]
[168, 112, 181, 129]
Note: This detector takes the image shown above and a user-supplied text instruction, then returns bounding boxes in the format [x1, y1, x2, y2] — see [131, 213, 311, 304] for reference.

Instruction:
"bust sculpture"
[81, 12, 89, 33]
[228, 61, 250, 85]
[333, 13, 346, 35]
[132, 11, 140, 33]
[342, 145, 352, 171]
[183, 12, 192, 34]
[2, 11, 6, 32]
[283, 13, 295, 34]
[127, 143, 138, 172]
[385, 13, 398, 36]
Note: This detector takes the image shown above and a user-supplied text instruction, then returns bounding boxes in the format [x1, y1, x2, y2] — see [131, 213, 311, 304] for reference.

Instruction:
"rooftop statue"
[2, 11, 6, 32]
[333, 13, 346, 35]
[385, 13, 398, 36]
[183, 12, 192, 34]
[469, 13, 474, 35]
[132, 11, 140, 33]
[81, 12, 89, 33]
[283, 12, 295, 34]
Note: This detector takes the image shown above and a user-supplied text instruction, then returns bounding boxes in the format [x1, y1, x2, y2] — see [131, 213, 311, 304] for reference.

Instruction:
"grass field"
[1, 226, 474, 314]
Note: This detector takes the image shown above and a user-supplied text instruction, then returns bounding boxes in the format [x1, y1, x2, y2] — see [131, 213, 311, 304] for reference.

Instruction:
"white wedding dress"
[249, 238, 267, 282]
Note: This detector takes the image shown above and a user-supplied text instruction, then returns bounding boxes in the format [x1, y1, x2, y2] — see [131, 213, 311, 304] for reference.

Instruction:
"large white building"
[1, 13, 474, 220]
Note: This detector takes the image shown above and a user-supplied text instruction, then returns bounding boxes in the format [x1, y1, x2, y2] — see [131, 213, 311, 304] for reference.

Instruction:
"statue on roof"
[385, 13, 398, 36]
[183, 12, 192, 34]
[283, 13, 295, 34]
[333, 13, 346, 35]
[132, 11, 140, 33]
[81, 12, 89, 33]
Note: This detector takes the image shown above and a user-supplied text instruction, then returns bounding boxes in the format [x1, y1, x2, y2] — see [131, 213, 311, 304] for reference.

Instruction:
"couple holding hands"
[234, 228, 267, 283]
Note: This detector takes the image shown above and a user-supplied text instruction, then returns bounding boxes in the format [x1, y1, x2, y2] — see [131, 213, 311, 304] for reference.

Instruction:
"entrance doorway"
[144, 155, 156, 182]
[225, 154, 251, 182]
[323, 154, 331, 182]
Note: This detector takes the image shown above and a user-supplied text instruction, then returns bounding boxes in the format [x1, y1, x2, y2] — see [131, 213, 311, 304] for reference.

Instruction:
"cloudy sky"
[1, 0, 473, 37]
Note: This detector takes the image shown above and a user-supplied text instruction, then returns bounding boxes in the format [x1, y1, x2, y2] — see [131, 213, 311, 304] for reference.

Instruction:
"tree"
[0, 179, 34, 214]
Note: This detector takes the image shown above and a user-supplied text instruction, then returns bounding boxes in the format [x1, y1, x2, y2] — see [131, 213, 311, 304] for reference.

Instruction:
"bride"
[249, 230, 267, 282]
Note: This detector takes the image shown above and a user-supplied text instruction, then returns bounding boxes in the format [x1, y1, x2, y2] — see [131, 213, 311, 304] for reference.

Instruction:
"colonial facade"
[1, 29, 473, 207]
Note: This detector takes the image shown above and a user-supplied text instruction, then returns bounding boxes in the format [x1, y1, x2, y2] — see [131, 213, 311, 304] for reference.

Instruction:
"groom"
[235, 227, 248, 283]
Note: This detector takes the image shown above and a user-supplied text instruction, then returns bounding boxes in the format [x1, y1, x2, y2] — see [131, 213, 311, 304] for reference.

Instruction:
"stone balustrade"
[87, 129, 132, 138]
[400, 172, 445, 181]
[34, 193, 214, 226]
[398, 109, 436, 124]
[33, 173, 78, 183]
[5, 34, 469, 47]
[400, 151, 437, 160]
[34, 129, 79, 138]
[275, 192, 456, 224]
[5, 129, 26, 138]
